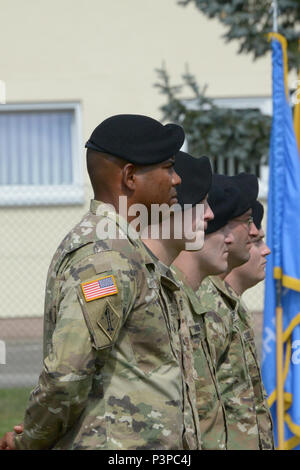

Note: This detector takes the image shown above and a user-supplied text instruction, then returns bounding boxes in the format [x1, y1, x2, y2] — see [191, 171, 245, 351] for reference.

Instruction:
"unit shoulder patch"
[97, 304, 120, 342]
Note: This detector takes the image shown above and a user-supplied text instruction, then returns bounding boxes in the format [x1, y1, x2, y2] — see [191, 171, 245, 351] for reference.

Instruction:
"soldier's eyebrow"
[235, 209, 252, 221]
[162, 157, 175, 167]
[252, 234, 264, 244]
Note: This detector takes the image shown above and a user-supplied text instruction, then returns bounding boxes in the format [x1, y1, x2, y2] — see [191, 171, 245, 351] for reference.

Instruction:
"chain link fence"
[0, 194, 266, 389]
[0, 186, 91, 389]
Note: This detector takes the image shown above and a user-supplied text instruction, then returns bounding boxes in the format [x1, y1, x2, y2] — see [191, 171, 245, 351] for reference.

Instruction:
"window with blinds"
[0, 102, 84, 206]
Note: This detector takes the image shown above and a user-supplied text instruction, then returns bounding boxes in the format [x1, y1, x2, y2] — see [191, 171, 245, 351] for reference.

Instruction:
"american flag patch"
[81, 275, 118, 302]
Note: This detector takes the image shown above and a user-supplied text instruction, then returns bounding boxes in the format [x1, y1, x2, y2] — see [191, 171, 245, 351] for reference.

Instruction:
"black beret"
[252, 200, 264, 229]
[206, 184, 241, 234]
[85, 114, 185, 165]
[212, 173, 258, 218]
[174, 151, 212, 208]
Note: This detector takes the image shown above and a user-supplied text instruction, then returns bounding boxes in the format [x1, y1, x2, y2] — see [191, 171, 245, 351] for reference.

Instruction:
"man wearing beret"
[172, 179, 237, 449]
[194, 174, 274, 449]
[225, 200, 274, 449]
[0, 114, 202, 450]
[143, 152, 214, 448]
[143, 151, 230, 450]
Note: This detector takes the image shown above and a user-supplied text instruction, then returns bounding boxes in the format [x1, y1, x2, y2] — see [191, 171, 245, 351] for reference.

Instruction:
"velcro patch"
[81, 275, 118, 302]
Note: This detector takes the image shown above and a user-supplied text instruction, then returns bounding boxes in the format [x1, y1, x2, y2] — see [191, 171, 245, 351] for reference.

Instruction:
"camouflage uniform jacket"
[196, 276, 274, 450]
[172, 266, 227, 450]
[232, 290, 274, 450]
[14, 200, 200, 450]
[141, 248, 202, 449]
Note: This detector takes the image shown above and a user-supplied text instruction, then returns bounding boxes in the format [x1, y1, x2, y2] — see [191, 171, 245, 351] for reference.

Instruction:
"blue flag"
[261, 33, 300, 450]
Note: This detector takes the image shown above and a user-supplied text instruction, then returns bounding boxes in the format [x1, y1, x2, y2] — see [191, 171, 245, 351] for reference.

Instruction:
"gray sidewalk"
[0, 339, 42, 388]
[0, 318, 43, 389]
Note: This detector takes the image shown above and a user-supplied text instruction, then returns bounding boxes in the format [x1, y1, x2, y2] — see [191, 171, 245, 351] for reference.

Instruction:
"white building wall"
[0, 0, 273, 318]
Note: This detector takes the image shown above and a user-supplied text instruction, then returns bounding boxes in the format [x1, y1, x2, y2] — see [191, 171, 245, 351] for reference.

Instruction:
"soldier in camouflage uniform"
[0, 115, 201, 450]
[173, 173, 273, 449]
[196, 175, 274, 450]
[173, 177, 240, 449]
[144, 151, 228, 450]
[141, 247, 203, 452]
[172, 267, 228, 450]
[225, 200, 274, 449]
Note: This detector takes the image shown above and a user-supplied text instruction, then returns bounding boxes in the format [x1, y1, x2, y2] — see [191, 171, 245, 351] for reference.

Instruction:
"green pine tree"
[179, 0, 300, 72]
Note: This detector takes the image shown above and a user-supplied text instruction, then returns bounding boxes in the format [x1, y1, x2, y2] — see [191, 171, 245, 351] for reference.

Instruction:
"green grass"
[0, 387, 32, 435]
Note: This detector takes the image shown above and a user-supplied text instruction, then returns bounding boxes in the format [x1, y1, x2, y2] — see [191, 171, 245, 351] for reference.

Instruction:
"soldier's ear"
[121, 163, 137, 191]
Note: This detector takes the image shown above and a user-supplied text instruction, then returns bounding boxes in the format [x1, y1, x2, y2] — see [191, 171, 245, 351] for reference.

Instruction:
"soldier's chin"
[243, 250, 251, 263]
[235, 251, 250, 267]
[219, 260, 228, 274]
[212, 260, 227, 276]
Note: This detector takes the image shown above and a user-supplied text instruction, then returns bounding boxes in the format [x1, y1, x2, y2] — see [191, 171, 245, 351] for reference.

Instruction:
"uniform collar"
[160, 262, 181, 291]
[172, 265, 205, 315]
[193, 276, 234, 314]
[215, 278, 250, 323]
[141, 242, 180, 291]
[210, 275, 239, 306]
[90, 199, 140, 247]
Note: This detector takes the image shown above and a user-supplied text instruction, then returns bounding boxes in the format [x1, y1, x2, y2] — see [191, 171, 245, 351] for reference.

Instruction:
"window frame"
[0, 102, 85, 206]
